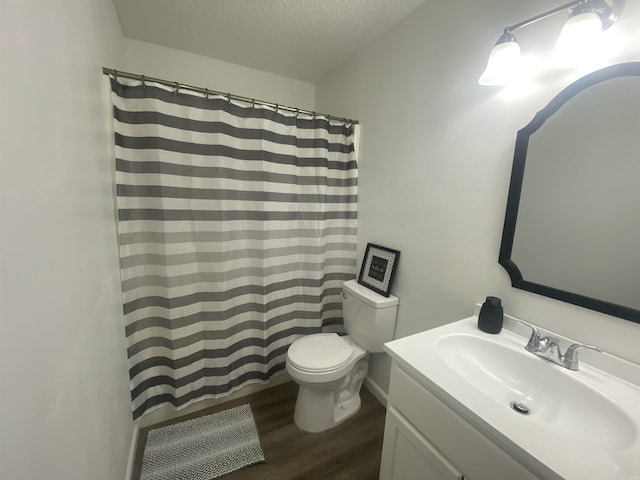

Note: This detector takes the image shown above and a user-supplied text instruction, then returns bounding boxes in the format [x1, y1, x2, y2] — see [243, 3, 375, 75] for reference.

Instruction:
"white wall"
[124, 39, 316, 111]
[0, 1, 133, 479]
[316, 0, 640, 392]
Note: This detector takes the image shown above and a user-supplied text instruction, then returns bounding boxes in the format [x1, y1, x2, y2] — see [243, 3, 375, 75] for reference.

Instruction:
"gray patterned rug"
[140, 404, 265, 480]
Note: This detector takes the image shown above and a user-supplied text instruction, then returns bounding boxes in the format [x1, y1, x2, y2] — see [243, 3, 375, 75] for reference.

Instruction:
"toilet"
[286, 279, 399, 432]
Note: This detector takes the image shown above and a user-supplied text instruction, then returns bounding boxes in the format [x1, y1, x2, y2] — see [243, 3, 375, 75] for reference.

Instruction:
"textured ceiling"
[113, 0, 427, 83]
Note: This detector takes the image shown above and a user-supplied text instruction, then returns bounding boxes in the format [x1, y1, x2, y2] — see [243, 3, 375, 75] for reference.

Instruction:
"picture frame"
[357, 243, 400, 297]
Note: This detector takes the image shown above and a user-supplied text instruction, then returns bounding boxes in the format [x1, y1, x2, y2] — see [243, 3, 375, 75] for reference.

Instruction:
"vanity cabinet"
[380, 362, 539, 480]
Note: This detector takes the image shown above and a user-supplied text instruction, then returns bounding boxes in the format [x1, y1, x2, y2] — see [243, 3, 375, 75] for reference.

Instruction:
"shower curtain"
[110, 78, 358, 419]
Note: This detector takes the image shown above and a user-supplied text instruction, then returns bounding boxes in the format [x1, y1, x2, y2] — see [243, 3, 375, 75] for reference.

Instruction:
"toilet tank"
[342, 279, 399, 353]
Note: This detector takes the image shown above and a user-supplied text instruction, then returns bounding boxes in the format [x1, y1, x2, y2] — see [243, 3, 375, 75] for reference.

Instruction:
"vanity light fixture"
[479, 0, 625, 86]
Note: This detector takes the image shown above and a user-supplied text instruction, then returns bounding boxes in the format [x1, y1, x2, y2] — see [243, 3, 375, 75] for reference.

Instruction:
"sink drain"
[510, 401, 530, 415]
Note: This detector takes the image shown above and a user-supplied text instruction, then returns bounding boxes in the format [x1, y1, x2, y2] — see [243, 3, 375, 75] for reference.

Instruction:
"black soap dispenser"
[478, 296, 503, 334]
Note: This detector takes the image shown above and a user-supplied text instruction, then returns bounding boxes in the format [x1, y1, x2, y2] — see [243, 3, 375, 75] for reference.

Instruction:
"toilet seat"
[287, 333, 354, 373]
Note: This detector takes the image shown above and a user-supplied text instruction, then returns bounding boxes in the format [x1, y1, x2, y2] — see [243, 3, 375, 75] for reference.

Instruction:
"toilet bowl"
[286, 280, 398, 432]
[286, 333, 368, 432]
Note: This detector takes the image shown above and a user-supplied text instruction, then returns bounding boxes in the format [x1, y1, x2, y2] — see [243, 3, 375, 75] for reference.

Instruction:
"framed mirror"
[499, 62, 640, 323]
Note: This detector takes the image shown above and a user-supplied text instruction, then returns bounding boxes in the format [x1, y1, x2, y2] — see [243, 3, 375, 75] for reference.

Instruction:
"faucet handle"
[513, 318, 541, 352]
[563, 343, 602, 371]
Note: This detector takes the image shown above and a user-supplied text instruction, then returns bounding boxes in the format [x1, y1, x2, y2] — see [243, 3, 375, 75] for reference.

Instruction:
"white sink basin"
[435, 333, 636, 449]
[384, 315, 640, 480]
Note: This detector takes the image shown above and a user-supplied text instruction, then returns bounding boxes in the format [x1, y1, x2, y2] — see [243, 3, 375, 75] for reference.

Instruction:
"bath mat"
[140, 403, 265, 480]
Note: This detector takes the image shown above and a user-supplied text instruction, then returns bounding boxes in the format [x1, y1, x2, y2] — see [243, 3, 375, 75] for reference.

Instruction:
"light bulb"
[479, 40, 522, 86]
[555, 11, 603, 65]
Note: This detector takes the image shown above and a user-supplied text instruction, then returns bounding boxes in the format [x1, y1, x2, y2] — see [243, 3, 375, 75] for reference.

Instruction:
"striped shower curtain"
[110, 78, 358, 419]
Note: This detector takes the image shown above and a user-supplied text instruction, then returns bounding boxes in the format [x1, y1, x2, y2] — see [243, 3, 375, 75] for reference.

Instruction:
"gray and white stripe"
[111, 78, 358, 419]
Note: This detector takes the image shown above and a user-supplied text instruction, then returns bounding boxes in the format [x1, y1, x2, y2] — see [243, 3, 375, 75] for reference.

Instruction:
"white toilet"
[286, 279, 399, 432]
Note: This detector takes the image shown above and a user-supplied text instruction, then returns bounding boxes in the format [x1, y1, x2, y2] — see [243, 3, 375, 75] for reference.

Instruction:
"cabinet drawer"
[389, 364, 539, 480]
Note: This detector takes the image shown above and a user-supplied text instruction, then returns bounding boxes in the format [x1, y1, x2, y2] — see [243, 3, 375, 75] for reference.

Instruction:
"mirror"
[499, 62, 640, 323]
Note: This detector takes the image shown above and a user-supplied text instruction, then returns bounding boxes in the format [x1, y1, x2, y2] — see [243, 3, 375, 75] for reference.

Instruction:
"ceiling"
[113, 0, 427, 83]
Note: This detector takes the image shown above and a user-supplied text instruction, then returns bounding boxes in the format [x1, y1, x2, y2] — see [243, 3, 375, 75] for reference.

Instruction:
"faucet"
[513, 318, 601, 371]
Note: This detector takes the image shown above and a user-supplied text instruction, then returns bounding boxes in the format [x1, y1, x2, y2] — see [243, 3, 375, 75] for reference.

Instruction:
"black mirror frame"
[499, 62, 640, 324]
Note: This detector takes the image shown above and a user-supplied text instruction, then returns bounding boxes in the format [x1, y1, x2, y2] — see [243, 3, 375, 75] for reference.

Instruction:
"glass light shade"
[478, 41, 522, 86]
[555, 11, 603, 63]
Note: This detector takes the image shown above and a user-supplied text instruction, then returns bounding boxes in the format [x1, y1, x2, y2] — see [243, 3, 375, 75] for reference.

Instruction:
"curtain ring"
[295, 108, 299, 119]
[251, 98, 256, 109]
[174, 81, 179, 94]
[275, 104, 279, 114]
[141, 75, 146, 88]
[204, 88, 209, 100]
[113, 69, 118, 82]
[227, 92, 232, 104]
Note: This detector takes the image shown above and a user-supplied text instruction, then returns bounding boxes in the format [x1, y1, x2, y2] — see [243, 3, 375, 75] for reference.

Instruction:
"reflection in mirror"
[499, 62, 640, 323]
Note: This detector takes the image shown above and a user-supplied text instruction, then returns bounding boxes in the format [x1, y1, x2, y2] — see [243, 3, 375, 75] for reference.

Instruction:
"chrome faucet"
[514, 318, 601, 371]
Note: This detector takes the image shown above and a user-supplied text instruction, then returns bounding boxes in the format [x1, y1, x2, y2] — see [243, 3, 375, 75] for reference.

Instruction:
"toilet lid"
[288, 333, 354, 373]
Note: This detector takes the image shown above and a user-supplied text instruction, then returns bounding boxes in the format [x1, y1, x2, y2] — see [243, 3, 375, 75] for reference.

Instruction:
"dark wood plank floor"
[132, 381, 387, 480]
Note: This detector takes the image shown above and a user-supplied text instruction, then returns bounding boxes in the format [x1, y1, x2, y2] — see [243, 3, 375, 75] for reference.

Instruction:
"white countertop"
[384, 314, 640, 480]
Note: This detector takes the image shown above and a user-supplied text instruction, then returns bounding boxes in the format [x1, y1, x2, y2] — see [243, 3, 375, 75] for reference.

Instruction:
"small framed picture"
[358, 243, 400, 297]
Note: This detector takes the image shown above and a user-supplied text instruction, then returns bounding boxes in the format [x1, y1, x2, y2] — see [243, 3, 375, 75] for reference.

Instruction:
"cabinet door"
[380, 407, 463, 480]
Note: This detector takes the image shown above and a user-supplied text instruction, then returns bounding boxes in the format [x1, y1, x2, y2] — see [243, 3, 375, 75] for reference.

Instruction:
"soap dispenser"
[478, 296, 503, 334]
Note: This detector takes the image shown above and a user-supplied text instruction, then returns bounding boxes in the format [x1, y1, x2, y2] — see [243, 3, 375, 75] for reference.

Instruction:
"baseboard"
[125, 423, 139, 480]
[364, 375, 388, 408]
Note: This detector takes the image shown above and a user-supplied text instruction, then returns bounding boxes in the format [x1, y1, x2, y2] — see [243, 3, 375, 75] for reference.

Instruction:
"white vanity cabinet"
[380, 362, 539, 480]
[379, 315, 640, 479]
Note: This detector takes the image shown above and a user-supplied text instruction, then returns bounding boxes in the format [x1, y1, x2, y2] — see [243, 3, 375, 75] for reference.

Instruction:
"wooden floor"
[132, 381, 387, 480]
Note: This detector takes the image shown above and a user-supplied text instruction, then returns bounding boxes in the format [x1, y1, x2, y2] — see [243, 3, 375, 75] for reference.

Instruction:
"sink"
[384, 314, 640, 479]
[435, 333, 636, 449]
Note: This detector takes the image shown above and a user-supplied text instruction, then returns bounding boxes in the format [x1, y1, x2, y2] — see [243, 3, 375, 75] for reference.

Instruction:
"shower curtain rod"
[102, 67, 359, 125]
